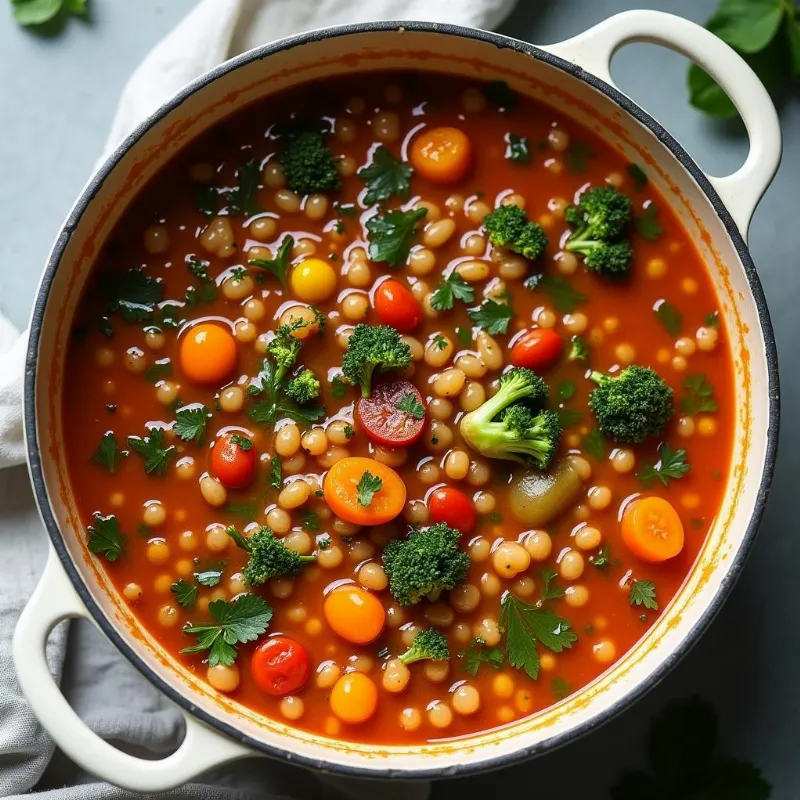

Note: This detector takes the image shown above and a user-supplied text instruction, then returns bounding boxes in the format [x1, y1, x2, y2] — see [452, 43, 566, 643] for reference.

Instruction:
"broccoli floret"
[285, 369, 320, 404]
[267, 325, 303, 382]
[569, 335, 589, 361]
[459, 367, 559, 468]
[399, 629, 450, 665]
[483, 205, 548, 261]
[565, 187, 633, 279]
[226, 525, 315, 586]
[588, 365, 674, 443]
[383, 523, 470, 606]
[341, 324, 412, 397]
[277, 126, 341, 196]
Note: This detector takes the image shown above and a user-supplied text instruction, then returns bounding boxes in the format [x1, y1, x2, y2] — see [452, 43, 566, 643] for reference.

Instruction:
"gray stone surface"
[1, 0, 797, 796]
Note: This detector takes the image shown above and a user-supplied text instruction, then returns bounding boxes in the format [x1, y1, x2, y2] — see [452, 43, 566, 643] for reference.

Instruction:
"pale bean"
[452, 684, 481, 715]
[444, 449, 470, 480]
[460, 381, 485, 412]
[432, 368, 466, 398]
[278, 480, 311, 510]
[409, 247, 437, 276]
[199, 475, 227, 507]
[263, 161, 285, 188]
[301, 429, 328, 456]
[249, 216, 278, 241]
[219, 386, 245, 413]
[358, 562, 388, 591]
[477, 332, 503, 370]
[275, 423, 301, 457]
[274, 189, 301, 213]
[207, 663, 240, 692]
[424, 335, 454, 368]
[423, 219, 456, 249]
[456, 259, 490, 282]
[383, 659, 410, 693]
[454, 353, 486, 379]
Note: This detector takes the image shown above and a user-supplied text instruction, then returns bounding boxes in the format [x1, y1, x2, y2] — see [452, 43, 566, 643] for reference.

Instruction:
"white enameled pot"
[14, 11, 780, 792]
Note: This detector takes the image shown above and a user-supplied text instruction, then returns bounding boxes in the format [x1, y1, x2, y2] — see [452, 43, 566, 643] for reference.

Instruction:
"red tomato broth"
[61, 71, 733, 744]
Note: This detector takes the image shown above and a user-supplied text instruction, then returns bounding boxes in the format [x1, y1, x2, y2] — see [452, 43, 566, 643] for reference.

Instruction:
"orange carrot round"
[410, 126, 473, 184]
[323, 457, 406, 525]
[323, 586, 385, 644]
[621, 496, 685, 562]
[180, 323, 237, 385]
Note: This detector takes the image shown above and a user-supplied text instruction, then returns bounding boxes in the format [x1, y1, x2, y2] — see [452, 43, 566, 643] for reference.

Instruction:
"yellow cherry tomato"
[290, 258, 337, 302]
[180, 323, 237, 385]
[330, 672, 378, 724]
[323, 586, 385, 644]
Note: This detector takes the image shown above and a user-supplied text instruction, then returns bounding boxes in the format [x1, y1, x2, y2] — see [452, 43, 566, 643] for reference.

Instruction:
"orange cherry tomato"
[323, 456, 406, 526]
[410, 126, 473, 184]
[621, 496, 685, 562]
[180, 323, 237, 385]
[510, 328, 564, 372]
[323, 586, 385, 644]
[373, 279, 423, 332]
[330, 672, 378, 724]
[251, 636, 310, 696]
[428, 486, 477, 534]
[211, 431, 257, 489]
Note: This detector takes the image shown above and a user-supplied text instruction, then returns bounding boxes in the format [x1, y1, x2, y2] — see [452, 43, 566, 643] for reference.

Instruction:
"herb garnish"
[269, 456, 283, 490]
[467, 300, 513, 335]
[430, 272, 475, 311]
[230, 433, 252, 451]
[87, 513, 125, 562]
[564, 141, 595, 173]
[170, 579, 198, 609]
[331, 375, 349, 399]
[582, 429, 606, 461]
[629, 579, 659, 611]
[225, 159, 262, 217]
[300, 510, 320, 532]
[127, 427, 175, 476]
[106, 268, 163, 323]
[366, 207, 427, 267]
[174, 405, 210, 446]
[533, 274, 588, 313]
[637, 443, 690, 487]
[356, 471, 382, 507]
[395, 392, 425, 419]
[179, 595, 273, 666]
[681, 374, 719, 415]
[635, 203, 665, 240]
[247, 235, 294, 287]
[358, 145, 413, 205]
[91, 432, 126, 473]
[144, 360, 172, 384]
[505, 133, 531, 164]
[194, 562, 225, 587]
[627, 163, 648, 190]
[461, 637, 505, 676]
[482, 80, 518, 111]
[654, 300, 683, 337]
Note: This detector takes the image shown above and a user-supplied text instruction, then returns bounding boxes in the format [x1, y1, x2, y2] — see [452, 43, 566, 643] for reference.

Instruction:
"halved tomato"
[356, 378, 426, 447]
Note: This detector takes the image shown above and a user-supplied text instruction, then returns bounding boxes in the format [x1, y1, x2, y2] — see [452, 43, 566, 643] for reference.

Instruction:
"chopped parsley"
[186, 255, 212, 282]
[247, 235, 294, 287]
[557, 380, 576, 401]
[170, 579, 198, 609]
[300, 510, 320, 532]
[533, 274, 587, 313]
[654, 300, 683, 337]
[127, 427, 176, 476]
[105, 268, 163, 323]
[193, 184, 218, 217]
[269, 456, 283, 490]
[589, 544, 619, 571]
[90, 432, 126, 473]
[705, 310, 720, 328]
[343, 424, 355, 439]
[581, 429, 606, 462]
[626, 163, 648, 190]
[461, 637, 505, 676]
[681, 374, 719, 415]
[564, 140, 595, 173]
[194, 562, 225, 587]
[331, 375, 349, 399]
[557, 408, 585, 427]
[87, 513, 125, 562]
[356, 471, 382, 507]
[230, 433, 253, 451]
[225, 159, 262, 216]
[430, 272, 475, 311]
[179, 595, 273, 666]
[395, 392, 425, 420]
[358, 145, 413, 205]
[635, 202, 665, 240]
[505, 133, 531, 164]
[144, 360, 172, 384]
[551, 677, 573, 701]
[629, 579, 659, 611]
[174, 405, 210, 446]
[432, 334, 448, 351]
[366, 207, 427, 267]
[467, 299, 513, 335]
[637, 442, 690, 488]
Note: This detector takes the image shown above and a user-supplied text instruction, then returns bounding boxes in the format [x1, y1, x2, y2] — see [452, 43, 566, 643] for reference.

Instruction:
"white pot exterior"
[15, 14, 780, 791]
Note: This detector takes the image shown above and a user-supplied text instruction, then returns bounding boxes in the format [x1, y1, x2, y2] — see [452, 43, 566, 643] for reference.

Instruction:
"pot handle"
[13, 548, 254, 792]
[541, 9, 781, 241]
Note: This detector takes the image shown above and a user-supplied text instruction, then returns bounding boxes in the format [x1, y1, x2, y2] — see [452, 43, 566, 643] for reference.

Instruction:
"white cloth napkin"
[1, 0, 517, 797]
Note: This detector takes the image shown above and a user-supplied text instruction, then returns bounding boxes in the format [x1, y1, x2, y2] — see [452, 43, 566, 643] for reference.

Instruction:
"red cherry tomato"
[373, 279, 423, 333]
[428, 486, 477, 534]
[251, 636, 310, 696]
[356, 378, 426, 447]
[210, 431, 257, 489]
[510, 328, 564, 372]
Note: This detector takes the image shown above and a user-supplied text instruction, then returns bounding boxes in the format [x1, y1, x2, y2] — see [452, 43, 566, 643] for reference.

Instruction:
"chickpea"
[219, 385, 244, 413]
[444, 449, 470, 480]
[382, 658, 410, 693]
[301, 429, 328, 456]
[123, 583, 142, 601]
[493, 673, 514, 699]
[409, 247, 437, 276]
[124, 347, 147, 374]
[498, 256, 528, 281]
[346, 258, 372, 287]
[424, 661, 450, 684]
[452, 684, 481, 715]
[317, 545, 344, 569]
[466, 459, 490, 487]
[275, 423, 301, 457]
[206, 524, 230, 552]
[425, 603, 455, 627]
[266, 507, 291, 534]
[269, 577, 295, 599]
[450, 583, 480, 613]
[593, 639, 617, 664]
[432, 369, 465, 398]
[278, 480, 311, 510]
[524, 530, 552, 561]
[480, 572, 502, 597]
[341, 292, 369, 321]
[473, 492, 495, 514]
[157, 605, 179, 628]
[559, 549, 585, 581]
[491, 542, 531, 579]
[249, 216, 278, 241]
[476, 331, 503, 371]
[199, 475, 227, 507]
[404, 499, 429, 526]
[374, 111, 400, 142]
[142, 501, 166, 527]
[428, 398, 454, 421]
[427, 701, 453, 729]
[316, 661, 342, 689]
[460, 381, 485, 412]
[399, 707, 422, 731]
[474, 617, 501, 647]
[318, 446, 350, 468]
[610, 448, 635, 473]
[575, 526, 602, 550]
[424, 335, 454, 368]
[358, 562, 388, 591]
[207, 663, 240, 692]
[565, 585, 590, 608]
[143, 225, 169, 255]
[467, 199, 491, 224]
[588, 486, 612, 511]
[696, 325, 719, 351]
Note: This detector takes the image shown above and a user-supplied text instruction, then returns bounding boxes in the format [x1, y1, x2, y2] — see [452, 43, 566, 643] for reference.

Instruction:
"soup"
[63, 71, 731, 743]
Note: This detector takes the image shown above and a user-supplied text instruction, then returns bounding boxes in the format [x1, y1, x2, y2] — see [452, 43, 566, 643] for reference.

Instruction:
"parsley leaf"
[331, 375, 349, 399]
[540, 568, 565, 601]
[705, 310, 720, 328]
[13, 0, 87, 27]
[589, 543, 620, 571]
[627, 163, 648, 190]
[455, 326, 472, 347]
[91, 432, 126, 473]
[505, 133, 531, 164]
[144, 360, 172, 384]
[186, 255, 212, 282]
[230, 433, 252, 451]
[106, 269, 163, 323]
[171, 579, 198, 609]
[395, 392, 425, 420]
[358, 145, 413, 205]
[193, 184, 218, 217]
[127, 427, 176, 476]
[461, 638, 505, 677]
[356, 471, 382, 507]
[343, 424, 355, 439]
[557, 380, 576, 401]
[87, 513, 125, 562]
[682, 374, 719, 415]
[582, 429, 606, 461]
[300, 510, 320, 532]
[564, 141, 595, 173]
[557, 408, 585, 427]
[248, 235, 294, 287]
[482, 80, 518, 111]
[366, 207, 427, 267]
[430, 272, 475, 311]
[269, 455, 283, 490]
[637, 442, 691, 488]
[467, 300, 513, 335]
[174, 405, 210, 446]
[635, 203, 665, 240]
[225, 159, 262, 216]
[249, 360, 326, 429]
[654, 300, 683, 337]
[194, 562, 225, 587]
[629, 580, 659, 611]
[500, 593, 577, 680]
[180, 594, 273, 666]
[534, 274, 587, 313]
[551, 677, 573, 701]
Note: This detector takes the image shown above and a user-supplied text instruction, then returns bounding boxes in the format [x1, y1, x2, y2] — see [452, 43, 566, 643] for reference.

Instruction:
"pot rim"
[23, 20, 780, 779]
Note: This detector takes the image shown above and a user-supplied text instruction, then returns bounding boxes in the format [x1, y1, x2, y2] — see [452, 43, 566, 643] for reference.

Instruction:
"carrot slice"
[323, 456, 406, 525]
[621, 496, 685, 562]
[410, 126, 473, 184]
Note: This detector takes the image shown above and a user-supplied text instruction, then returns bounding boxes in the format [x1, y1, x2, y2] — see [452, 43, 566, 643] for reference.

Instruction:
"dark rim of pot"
[23, 20, 780, 781]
